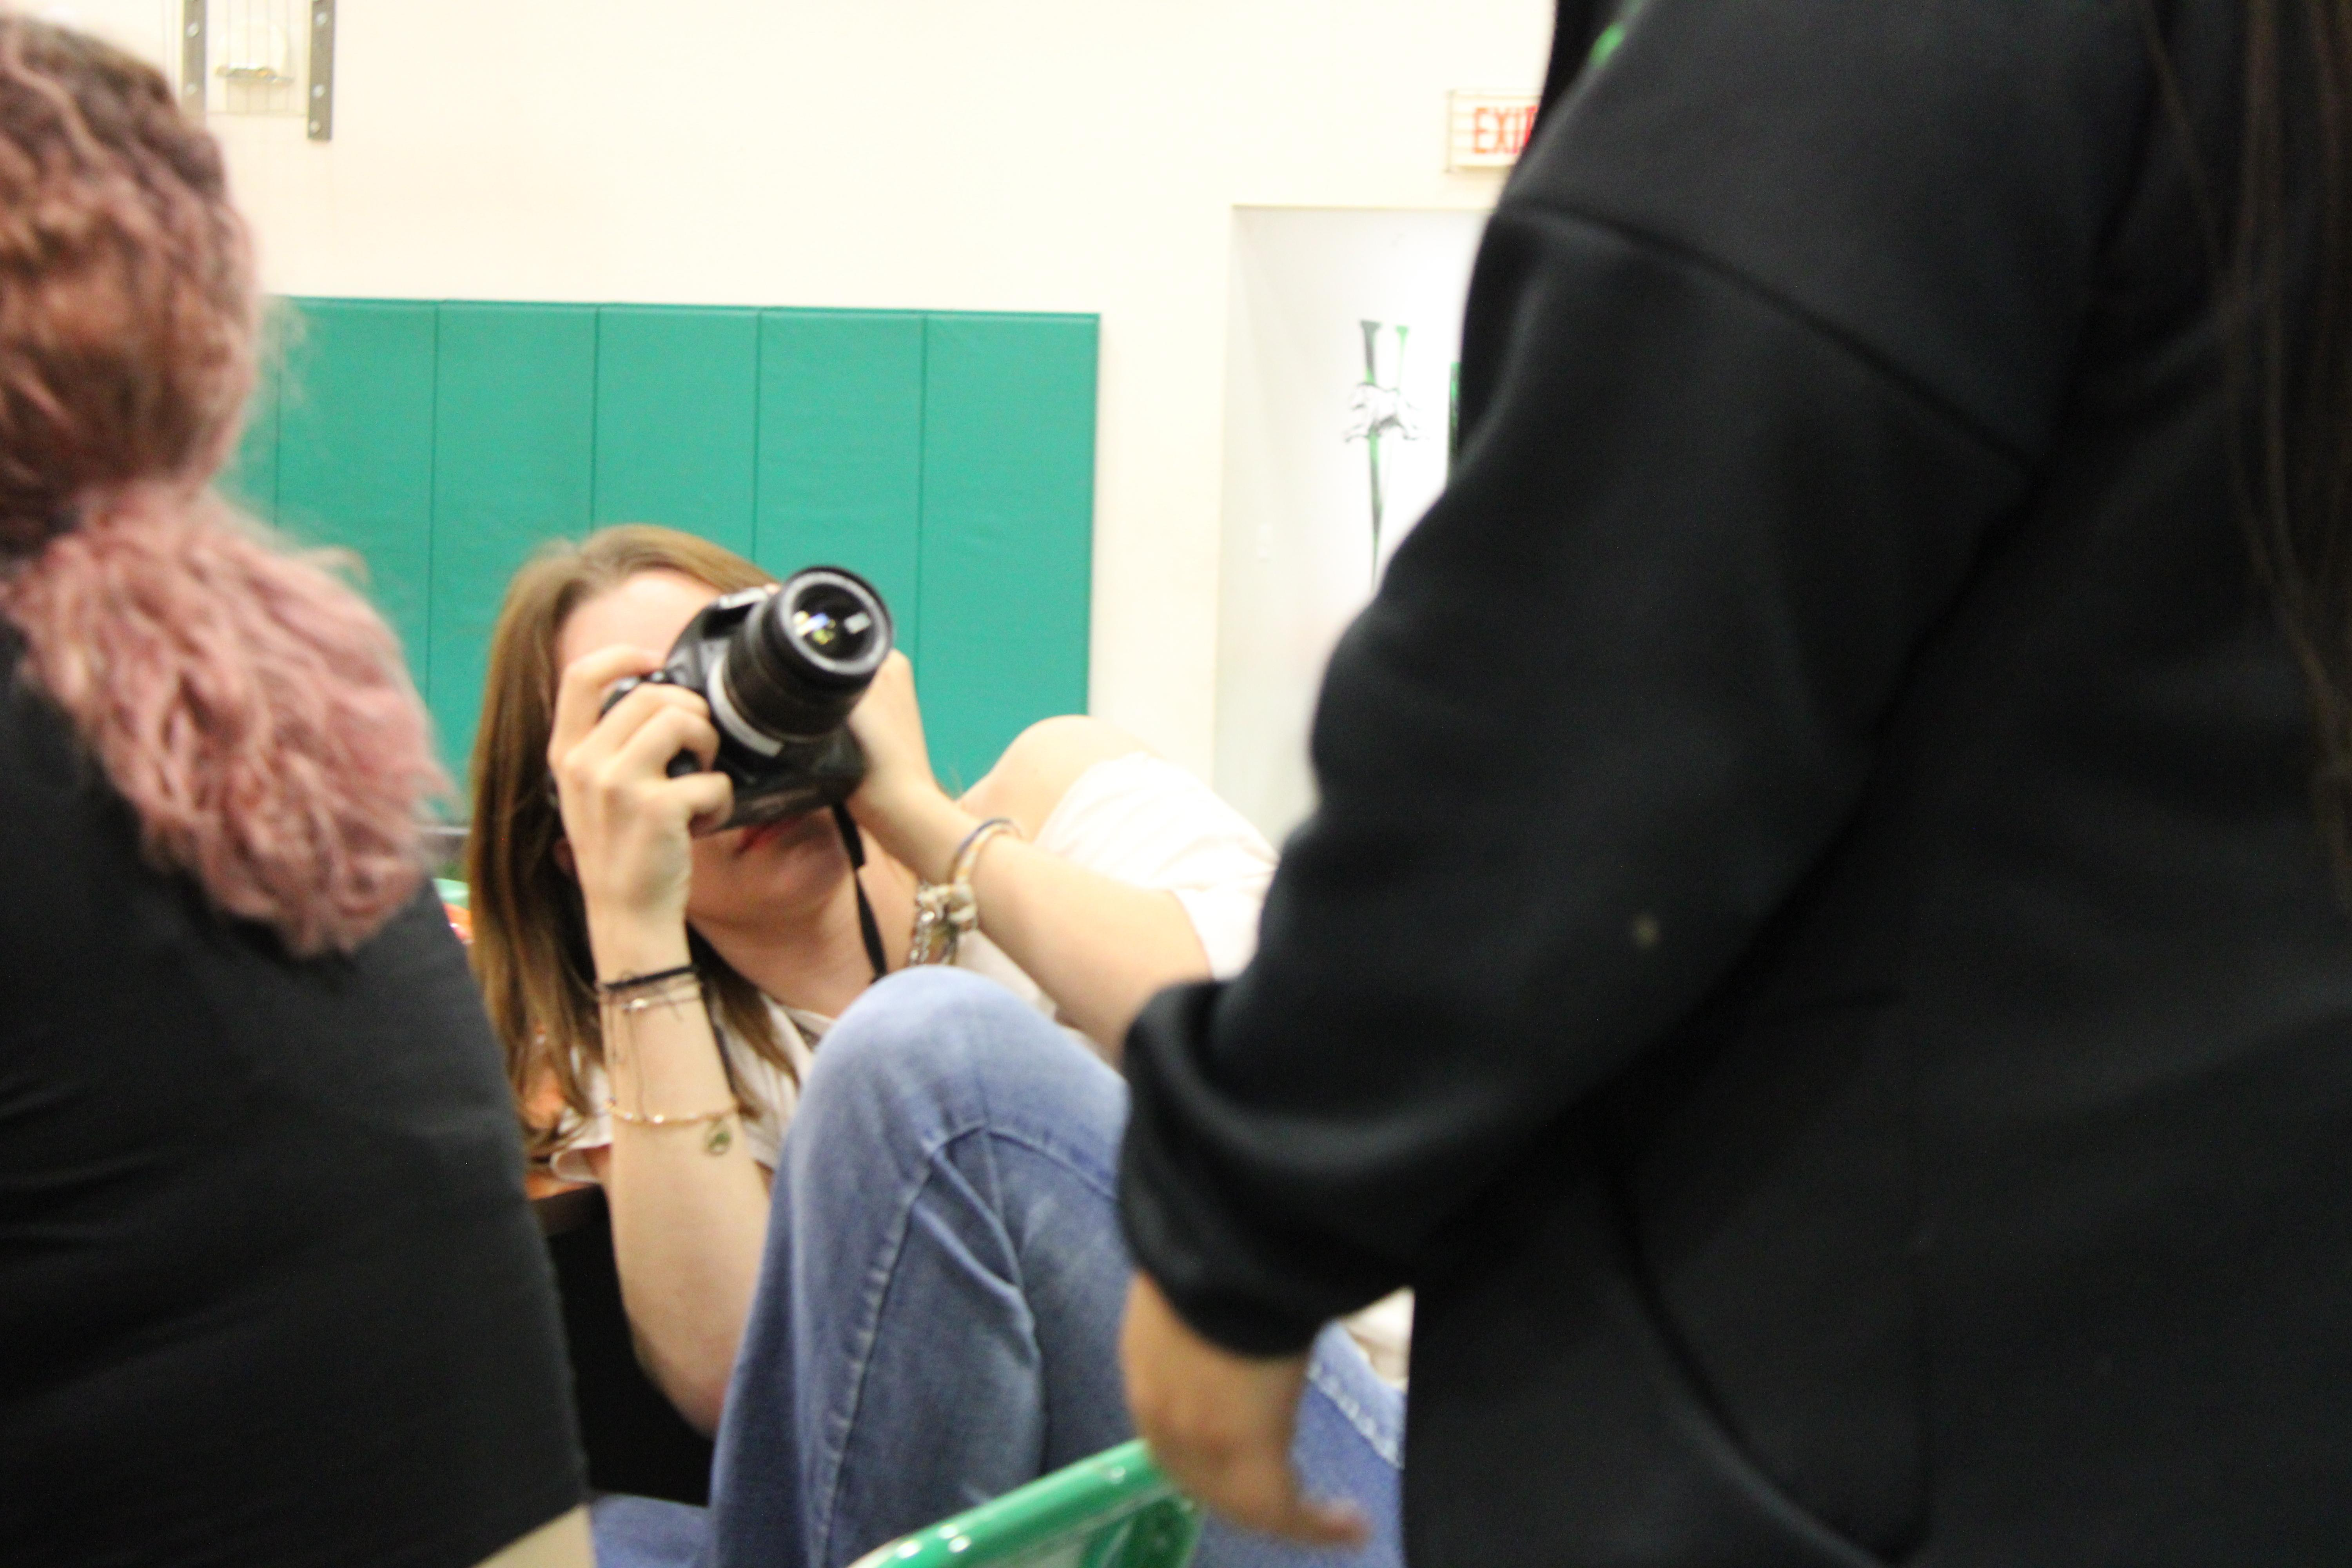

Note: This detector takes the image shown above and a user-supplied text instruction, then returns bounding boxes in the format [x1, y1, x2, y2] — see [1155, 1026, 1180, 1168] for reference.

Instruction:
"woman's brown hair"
[467, 524, 791, 1159]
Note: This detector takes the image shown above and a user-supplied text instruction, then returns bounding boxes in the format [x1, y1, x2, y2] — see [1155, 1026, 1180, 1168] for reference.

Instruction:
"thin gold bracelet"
[603, 1097, 742, 1156]
[603, 1097, 739, 1127]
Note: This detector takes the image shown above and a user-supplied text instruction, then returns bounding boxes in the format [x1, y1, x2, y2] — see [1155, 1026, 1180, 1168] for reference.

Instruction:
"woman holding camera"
[468, 525, 1401, 1568]
[0, 18, 587, 1568]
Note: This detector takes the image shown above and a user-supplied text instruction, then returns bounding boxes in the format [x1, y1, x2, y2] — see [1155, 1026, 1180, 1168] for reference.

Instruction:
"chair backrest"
[846, 1441, 1200, 1568]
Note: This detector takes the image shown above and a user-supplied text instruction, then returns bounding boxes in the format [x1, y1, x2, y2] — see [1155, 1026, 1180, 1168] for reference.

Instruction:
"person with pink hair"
[0, 19, 588, 1567]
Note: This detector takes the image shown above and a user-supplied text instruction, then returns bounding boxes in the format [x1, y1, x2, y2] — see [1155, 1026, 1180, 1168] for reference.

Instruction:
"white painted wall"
[46, 0, 1548, 778]
[1216, 207, 1487, 842]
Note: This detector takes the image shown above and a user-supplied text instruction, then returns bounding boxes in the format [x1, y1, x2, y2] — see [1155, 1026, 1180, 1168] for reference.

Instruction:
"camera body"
[601, 566, 893, 830]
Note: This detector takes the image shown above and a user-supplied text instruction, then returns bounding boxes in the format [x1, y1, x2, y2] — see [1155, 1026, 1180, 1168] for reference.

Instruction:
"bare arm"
[472, 1506, 595, 1568]
[846, 662, 1216, 1056]
[549, 645, 770, 1436]
[956, 831, 1207, 1056]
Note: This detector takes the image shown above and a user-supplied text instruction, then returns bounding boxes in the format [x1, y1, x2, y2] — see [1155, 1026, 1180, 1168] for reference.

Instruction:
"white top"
[549, 752, 1277, 1182]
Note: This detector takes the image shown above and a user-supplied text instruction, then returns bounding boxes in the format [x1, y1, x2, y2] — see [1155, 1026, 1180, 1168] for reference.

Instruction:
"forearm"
[588, 915, 771, 1436]
[969, 837, 1210, 1055]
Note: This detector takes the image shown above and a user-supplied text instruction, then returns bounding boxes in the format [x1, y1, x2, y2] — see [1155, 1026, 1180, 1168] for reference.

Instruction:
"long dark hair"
[2218, 0, 2352, 858]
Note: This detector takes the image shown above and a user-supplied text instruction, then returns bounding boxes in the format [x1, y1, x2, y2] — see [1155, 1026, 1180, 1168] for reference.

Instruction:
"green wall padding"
[756, 310, 926, 669]
[274, 300, 437, 688]
[595, 306, 758, 558]
[430, 303, 599, 773]
[918, 314, 1097, 791]
[225, 298, 1096, 799]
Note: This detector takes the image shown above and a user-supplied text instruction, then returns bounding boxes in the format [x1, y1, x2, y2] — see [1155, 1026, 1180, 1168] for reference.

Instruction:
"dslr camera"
[602, 566, 893, 829]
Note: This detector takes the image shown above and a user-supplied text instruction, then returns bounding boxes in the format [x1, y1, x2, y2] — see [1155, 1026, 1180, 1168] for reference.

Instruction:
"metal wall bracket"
[179, 0, 206, 114]
[307, 0, 334, 141]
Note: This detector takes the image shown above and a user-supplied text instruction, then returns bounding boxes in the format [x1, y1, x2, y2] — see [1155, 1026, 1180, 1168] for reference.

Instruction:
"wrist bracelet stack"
[909, 816, 1022, 966]
[596, 964, 739, 1156]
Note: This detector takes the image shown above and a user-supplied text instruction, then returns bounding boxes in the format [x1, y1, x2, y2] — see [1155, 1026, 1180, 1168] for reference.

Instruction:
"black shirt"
[1122, 0, 2352, 1562]
[0, 638, 584, 1566]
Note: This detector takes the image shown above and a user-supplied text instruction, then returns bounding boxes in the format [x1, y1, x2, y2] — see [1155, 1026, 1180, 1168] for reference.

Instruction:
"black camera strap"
[832, 804, 891, 983]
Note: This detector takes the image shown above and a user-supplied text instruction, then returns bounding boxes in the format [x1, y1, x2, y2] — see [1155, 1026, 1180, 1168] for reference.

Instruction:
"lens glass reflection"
[791, 586, 876, 661]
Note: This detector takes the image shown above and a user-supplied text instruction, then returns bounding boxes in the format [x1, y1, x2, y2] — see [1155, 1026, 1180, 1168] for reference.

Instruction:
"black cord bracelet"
[596, 963, 699, 998]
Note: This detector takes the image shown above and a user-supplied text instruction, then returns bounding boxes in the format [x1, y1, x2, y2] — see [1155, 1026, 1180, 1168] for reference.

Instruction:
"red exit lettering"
[1470, 104, 1536, 158]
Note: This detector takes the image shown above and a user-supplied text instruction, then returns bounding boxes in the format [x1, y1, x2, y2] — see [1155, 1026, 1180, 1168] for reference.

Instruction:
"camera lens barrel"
[718, 568, 892, 744]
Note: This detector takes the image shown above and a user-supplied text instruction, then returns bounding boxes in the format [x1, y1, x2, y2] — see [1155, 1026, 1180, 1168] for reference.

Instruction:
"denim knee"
[799, 969, 1041, 1133]
[838, 965, 1036, 1041]
[792, 968, 1122, 1183]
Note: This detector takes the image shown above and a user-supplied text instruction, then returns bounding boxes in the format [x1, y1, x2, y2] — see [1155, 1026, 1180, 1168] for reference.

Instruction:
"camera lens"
[720, 568, 893, 742]
[786, 582, 880, 667]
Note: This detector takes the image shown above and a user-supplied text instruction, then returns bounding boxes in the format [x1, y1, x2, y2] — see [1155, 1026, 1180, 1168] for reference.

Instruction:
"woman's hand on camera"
[844, 652, 972, 883]
[549, 645, 733, 960]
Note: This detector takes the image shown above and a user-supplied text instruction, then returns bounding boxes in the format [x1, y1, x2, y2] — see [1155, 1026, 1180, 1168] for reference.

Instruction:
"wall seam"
[424, 301, 441, 758]
[750, 310, 767, 564]
[913, 313, 929, 696]
[586, 305, 603, 526]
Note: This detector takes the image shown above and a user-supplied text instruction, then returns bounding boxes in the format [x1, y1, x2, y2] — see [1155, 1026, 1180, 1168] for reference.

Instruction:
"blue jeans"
[593, 967, 1404, 1568]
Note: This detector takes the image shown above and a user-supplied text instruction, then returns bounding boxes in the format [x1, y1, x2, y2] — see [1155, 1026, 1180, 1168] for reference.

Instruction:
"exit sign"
[1447, 91, 1539, 171]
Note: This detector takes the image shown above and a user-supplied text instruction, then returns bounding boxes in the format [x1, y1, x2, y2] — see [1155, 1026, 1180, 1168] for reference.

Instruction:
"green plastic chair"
[846, 1441, 1201, 1568]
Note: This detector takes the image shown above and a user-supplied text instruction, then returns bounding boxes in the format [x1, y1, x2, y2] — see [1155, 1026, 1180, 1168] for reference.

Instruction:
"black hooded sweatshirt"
[1121, 0, 2352, 1562]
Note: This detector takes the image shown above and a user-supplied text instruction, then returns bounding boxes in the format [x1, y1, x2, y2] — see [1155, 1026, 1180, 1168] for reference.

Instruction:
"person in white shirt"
[465, 526, 1401, 1568]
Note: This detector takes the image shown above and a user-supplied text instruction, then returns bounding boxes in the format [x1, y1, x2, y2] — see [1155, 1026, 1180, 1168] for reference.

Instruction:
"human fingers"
[549, 644, 666, 764]
[552, 682, 712, 818]
[1169, 1444, 1367, 1547]
[670, 769, 735, 838]
[868, 648, 916, 701]
[845, 652, 953, 851]
[1120, 1277, 1368, 1548]
[560, 705, 723, 855]
[1142, 1393, 1367, 1547]
[558, 706, 728, 926]
[560, 701, 706, 832]
[603, 708, 731, 837]
[846, 653, 933, 778]
[610, 699, 721, 784]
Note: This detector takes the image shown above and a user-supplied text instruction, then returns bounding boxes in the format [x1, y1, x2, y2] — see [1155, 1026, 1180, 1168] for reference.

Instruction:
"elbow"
[674, 1381, 726, 1441]
[632, 1331, 731, 1439]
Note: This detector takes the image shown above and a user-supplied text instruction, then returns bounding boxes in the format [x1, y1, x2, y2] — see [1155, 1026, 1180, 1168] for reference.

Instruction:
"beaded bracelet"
[908, 817, 1022, 966]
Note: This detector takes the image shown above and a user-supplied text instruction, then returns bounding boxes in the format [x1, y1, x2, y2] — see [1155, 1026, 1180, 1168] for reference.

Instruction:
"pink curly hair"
[0, 19, 444, 956]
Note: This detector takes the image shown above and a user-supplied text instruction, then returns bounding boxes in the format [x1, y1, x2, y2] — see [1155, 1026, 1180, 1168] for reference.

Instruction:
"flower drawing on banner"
[1344, 321, 1422, 584]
